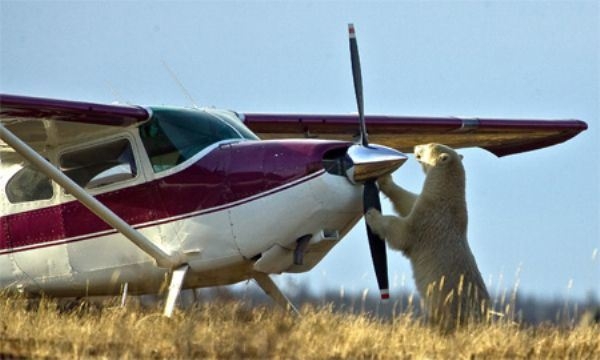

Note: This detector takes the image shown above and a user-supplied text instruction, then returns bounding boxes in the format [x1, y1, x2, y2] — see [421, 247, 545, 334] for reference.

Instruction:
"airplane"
[0, 25, 587, 316]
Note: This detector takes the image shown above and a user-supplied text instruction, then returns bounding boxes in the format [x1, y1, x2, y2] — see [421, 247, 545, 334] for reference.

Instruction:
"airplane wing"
[0, 93, 149, 125]
[0, 94, 150, 163]
[1, 94, 587, 158]
[241, 113, 587, 157]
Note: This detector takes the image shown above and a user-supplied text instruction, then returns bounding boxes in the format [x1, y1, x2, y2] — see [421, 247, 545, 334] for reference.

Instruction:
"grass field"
[1, 293, 598, 359]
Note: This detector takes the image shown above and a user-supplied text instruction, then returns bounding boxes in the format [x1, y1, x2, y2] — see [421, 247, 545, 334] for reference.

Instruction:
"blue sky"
[1, 1, 598, 301]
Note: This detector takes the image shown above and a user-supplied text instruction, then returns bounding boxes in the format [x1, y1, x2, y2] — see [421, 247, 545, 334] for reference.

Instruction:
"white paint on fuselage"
[0, 171, 362, 297]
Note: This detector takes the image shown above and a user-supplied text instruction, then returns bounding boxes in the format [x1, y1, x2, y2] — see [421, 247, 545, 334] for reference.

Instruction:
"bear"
[365, 143, 489, 330]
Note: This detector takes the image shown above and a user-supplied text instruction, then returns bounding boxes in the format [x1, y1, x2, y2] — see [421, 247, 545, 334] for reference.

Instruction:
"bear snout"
[414, 145, 424, 160]
[414, 143, 434, 163]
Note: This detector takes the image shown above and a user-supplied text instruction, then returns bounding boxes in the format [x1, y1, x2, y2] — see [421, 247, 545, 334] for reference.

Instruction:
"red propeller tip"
[380, 289, 390, 300]
[348, 23, 356, 38]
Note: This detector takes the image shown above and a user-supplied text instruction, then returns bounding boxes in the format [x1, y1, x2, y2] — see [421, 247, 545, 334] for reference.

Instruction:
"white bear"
[365, 143, 489, 330]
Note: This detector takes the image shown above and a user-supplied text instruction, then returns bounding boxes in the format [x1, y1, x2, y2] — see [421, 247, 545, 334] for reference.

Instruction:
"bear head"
[414, 143, 464, 175]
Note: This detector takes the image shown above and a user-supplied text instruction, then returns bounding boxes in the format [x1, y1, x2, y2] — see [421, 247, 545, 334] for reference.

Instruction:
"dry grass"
[0, 293, 598, 359]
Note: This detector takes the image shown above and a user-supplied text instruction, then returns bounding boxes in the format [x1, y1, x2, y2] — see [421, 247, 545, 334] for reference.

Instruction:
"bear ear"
[439, 153, 450, 163]
[459, 154, 464, 161]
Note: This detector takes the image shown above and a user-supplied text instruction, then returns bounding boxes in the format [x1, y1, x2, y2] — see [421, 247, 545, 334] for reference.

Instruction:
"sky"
[1, 1, 598, 302]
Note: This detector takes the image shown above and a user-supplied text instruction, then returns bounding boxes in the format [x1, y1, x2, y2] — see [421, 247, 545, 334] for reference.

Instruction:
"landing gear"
[163, 264, 189, 317]
[253, 272, 299, 315]
[161, 265, 298, 317]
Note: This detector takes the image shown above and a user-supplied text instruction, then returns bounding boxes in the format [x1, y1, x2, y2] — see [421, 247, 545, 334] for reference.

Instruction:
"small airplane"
[0, 25, 587, 316]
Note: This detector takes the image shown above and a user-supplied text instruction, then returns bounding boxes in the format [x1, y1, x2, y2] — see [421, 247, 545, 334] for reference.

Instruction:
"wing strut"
[0, 124, 182, 269]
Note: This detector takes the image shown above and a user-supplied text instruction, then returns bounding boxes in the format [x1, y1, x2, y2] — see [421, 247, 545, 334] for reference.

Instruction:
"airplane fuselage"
[0, 107, 363, 297]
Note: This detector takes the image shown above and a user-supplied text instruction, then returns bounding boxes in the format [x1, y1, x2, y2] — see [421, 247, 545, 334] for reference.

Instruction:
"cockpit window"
[140, 107, 243, 172]
[6, 164, 53, 203]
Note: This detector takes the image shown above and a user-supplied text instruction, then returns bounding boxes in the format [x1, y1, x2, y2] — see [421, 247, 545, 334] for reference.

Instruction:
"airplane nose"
[345, 144, 408, 184]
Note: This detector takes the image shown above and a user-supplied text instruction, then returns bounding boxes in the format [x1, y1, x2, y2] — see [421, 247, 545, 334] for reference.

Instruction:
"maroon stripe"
[0, 140, 349, 253]
[243, 113, 587, 133]
[0, 170, 326, 255]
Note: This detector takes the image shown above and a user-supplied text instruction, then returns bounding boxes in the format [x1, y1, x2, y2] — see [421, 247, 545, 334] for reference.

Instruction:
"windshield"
[211, 109, 260, 141]
[140, 107, 244, 173]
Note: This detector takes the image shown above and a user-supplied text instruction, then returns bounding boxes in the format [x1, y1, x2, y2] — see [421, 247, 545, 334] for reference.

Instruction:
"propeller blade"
[349, 23, 390, 300]
[363, 180, 390, 300]
[348, 23, 368, 147]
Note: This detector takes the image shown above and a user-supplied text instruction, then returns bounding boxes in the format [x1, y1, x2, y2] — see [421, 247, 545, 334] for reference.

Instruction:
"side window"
[60, 138, 137, 190]
[6, 164, 53, 203]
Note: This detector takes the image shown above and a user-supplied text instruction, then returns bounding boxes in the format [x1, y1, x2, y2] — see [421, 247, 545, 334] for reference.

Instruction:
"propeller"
[347, 23, 399, 300]
[349, 24, 368, 147]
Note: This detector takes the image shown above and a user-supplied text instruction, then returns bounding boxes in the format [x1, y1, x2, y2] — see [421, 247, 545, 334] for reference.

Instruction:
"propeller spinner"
[347, 23, 407, 300]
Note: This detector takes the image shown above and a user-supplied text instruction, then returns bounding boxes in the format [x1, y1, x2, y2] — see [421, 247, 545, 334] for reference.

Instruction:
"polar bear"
[365, 143, 489, 330]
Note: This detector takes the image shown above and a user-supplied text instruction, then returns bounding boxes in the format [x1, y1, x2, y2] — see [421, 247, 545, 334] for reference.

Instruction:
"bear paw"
[377, 175, 394, 191]
[365, 208, 385, 237]
[365, 208, 381, 220]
